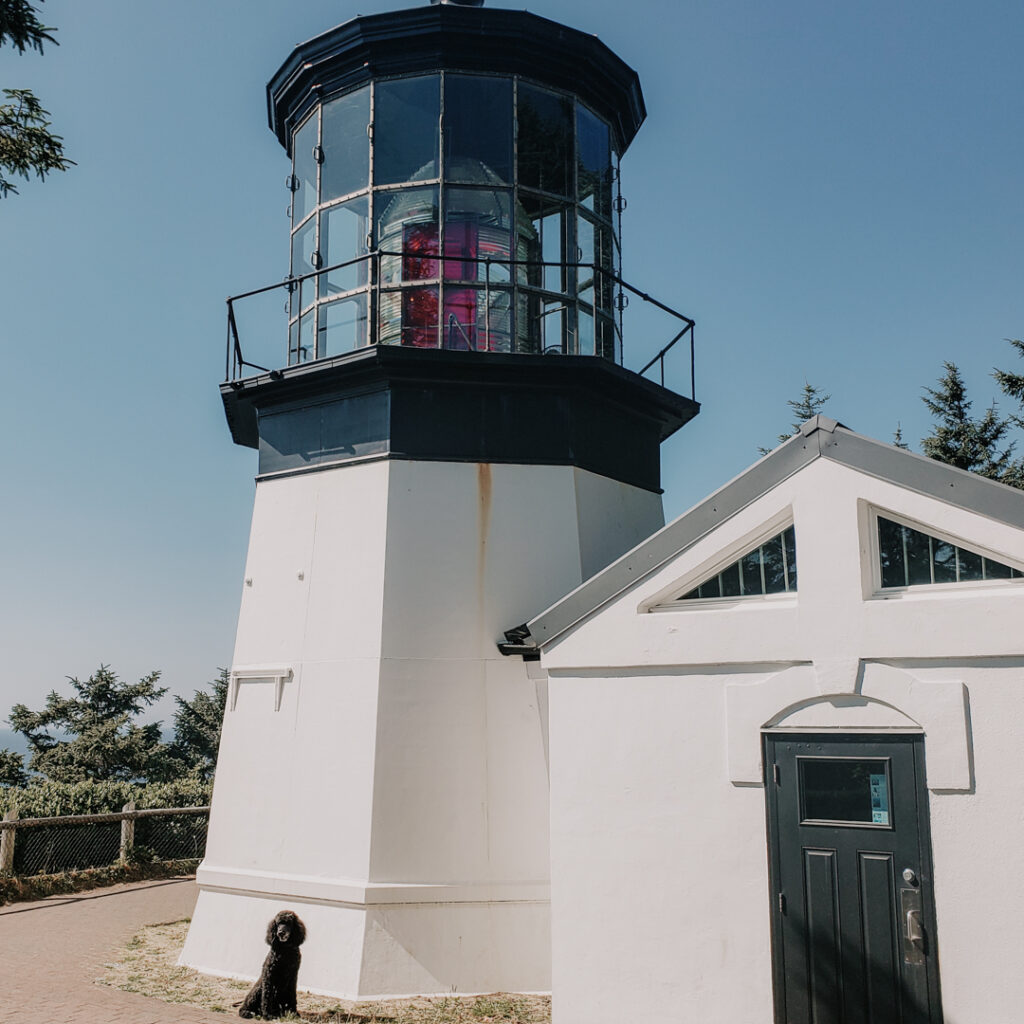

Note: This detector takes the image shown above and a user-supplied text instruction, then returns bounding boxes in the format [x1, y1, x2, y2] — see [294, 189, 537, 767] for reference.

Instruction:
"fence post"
[120, 801, 135, 865]
[0, 807, 18, 875]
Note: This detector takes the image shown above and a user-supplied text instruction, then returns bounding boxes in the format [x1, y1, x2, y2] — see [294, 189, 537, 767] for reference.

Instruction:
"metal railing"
[225, 250, 696, 399]
[0, 804, 209, 877]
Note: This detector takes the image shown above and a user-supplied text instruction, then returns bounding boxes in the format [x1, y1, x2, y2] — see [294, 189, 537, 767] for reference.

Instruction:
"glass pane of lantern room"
[291, 218, 318, 303]
[577, 308, 594, 355]
[478, 288, 512, 353]
[444, 76, 512, 184]
[321, 86, 370, 202]
[577, 104, 612, 219]
[374, 76, 440, 186]
[445, 188, 512, 283]
[443, 287, 478, 350]
[292, 112, 319, 227]
[517, 84, 573, 197]
[375, 187, 439, 285]
[541, 301, 564, 353]
[321, 197, 370, 295]
[577, 215, 595, 302]
[319, 294, 368, 357]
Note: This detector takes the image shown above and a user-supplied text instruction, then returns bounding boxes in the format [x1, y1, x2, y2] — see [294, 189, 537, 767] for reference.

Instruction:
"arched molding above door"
[725, 662, 971, 791]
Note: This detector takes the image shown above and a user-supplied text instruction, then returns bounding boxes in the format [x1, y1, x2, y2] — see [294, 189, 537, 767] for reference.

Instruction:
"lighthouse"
[181, 0, 698, 998]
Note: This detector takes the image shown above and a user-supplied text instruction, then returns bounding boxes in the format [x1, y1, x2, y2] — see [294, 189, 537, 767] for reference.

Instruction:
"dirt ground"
[99, 918, 552, 1024]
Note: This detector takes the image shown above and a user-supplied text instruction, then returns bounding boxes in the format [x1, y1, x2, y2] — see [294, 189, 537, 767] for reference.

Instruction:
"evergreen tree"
[169, 669, 229, 781]
[0, 0, 74, 197]
[759, 381, 831, 454]
[994, 337, 1024, 430]
[920, 362, 1024, 488]
[7, 666, 178, 784]
[892, 423, 911, 450]
[0, 749, 27, 788]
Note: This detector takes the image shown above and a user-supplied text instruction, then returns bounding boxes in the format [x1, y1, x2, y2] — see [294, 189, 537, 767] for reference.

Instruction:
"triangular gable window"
[677, 525, 797, 601]
[878, 515, 1023, 588]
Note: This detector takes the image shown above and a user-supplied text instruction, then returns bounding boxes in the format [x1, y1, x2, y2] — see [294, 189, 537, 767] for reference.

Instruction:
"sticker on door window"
[869, 772, 890, 825]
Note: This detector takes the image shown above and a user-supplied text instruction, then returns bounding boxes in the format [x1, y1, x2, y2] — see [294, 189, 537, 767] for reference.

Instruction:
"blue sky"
[2, 0, 1022, 729]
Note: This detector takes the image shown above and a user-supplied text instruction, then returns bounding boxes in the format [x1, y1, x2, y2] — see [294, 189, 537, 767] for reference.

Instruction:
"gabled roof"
[513, 416, 1024, 652]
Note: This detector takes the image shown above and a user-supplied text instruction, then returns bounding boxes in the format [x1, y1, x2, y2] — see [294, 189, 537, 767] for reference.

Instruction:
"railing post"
[1, 807, 18, 875]
[120, 801, 135, 865]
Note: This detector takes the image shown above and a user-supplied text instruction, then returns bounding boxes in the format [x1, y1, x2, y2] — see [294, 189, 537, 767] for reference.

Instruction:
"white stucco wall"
[183, 457, 664, 996]
[541, 456, 1024, 1024]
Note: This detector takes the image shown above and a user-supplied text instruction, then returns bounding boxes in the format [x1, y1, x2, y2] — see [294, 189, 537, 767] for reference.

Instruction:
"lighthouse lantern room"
[182, 0, 699, 998]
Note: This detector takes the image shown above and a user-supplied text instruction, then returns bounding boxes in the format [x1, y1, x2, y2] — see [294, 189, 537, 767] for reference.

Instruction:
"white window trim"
[642, 508, 796, 612]
[867, 505, 1024, 599]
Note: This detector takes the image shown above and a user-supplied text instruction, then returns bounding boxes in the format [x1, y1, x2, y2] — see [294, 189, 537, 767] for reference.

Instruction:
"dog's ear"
[292, 915, 307, 946]
[266, 913, 281, 945]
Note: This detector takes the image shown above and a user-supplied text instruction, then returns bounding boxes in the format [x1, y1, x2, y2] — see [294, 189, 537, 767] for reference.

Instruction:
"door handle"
[900, 888, 926, 965]
[906, 908, 924, 948]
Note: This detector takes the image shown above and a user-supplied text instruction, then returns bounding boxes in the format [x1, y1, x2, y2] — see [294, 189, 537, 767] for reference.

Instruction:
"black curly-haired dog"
[237, 910, 307, 1019]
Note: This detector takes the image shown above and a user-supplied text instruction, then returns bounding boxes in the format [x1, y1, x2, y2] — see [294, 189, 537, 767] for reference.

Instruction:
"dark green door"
[764, 733, 942, 1024]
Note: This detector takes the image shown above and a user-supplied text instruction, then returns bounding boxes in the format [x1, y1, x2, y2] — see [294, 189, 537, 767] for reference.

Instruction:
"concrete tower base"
[180, 457, 664, 997]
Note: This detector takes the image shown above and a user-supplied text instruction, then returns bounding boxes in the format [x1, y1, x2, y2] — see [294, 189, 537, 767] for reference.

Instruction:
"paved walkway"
[0, 877, 225, 1024]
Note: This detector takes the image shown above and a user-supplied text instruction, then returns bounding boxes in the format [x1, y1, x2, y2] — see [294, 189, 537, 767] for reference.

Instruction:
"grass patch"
[99, 919, 551, 1023]
[0, 859, 199, 906]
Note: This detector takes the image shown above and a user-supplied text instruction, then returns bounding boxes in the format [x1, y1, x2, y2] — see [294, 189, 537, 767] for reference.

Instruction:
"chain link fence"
[0, 806, 209, 878]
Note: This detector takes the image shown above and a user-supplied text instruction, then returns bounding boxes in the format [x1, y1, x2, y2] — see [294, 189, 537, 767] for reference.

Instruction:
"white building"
[513, 415, 1024, 1024]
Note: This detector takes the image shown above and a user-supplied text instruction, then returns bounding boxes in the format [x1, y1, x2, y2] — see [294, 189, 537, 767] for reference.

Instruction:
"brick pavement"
[0, 878, 226, 1024]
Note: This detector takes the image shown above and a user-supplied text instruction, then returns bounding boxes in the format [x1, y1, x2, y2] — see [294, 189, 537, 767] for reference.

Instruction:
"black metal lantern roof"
[267, 5, 646, 156]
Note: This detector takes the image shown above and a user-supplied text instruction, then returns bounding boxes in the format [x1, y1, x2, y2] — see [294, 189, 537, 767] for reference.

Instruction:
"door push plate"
[900, 887, 926, 966]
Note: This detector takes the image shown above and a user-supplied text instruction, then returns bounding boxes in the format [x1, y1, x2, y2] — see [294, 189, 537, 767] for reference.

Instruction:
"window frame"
[868, 506, 1024, 598]
[644, 512, 798, 613]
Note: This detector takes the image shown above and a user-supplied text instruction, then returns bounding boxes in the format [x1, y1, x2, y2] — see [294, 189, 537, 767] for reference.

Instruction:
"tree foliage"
[1, 664, 229, 796]
[994, 338, 1024, 430]
[760, 381, 831, 454]
[169, 669, 229, 781]
[920, 362, 1024, 488]
[0, 749, 27, 789]
[0, 772, 213, 818]
[8, 667, 177, 784]
[0, 0, 73, 197]
[0, 0, 55, 53]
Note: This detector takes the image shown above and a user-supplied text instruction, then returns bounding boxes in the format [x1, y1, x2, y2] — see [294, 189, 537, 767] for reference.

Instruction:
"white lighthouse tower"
[181, 0, 698, 998]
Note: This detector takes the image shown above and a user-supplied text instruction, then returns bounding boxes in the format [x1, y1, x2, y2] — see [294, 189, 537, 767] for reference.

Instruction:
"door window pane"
[517, 84, 572, 197]
[321, 86, 370, 201]
[374, 76, 440, 185]
[292, 112, 319, 226]
[800, 759, 891, 827]
[444, 76, 512, 184]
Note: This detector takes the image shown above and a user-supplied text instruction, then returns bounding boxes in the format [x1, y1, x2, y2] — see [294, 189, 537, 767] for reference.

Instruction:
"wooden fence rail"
[0, 805, 210, 876]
